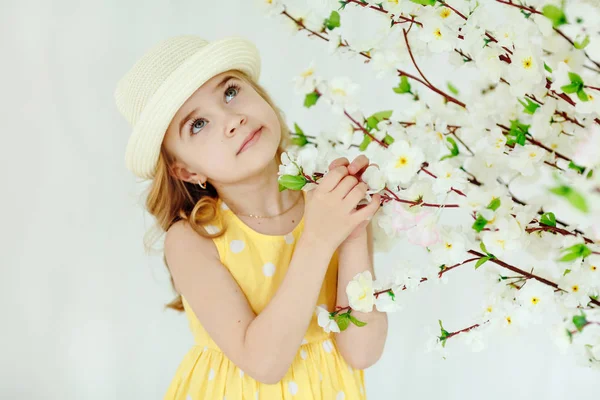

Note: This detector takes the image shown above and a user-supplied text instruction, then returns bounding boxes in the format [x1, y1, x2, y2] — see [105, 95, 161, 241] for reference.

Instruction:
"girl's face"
[163, 71, 281, 185]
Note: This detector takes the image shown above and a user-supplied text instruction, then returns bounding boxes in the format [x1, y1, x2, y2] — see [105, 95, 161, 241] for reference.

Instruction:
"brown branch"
[468, 250, 600, 307]
[403, 28, 434, 88]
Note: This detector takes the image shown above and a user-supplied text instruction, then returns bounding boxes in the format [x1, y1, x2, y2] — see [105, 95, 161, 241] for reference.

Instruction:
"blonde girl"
[114, 35, 386, 399]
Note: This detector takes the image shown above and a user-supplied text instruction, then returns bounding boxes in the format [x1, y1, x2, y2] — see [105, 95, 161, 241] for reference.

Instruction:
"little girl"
[114, 35, 384, 399]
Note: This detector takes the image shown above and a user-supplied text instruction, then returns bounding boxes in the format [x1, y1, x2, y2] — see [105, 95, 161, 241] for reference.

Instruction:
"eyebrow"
[178, 75, 237, 137]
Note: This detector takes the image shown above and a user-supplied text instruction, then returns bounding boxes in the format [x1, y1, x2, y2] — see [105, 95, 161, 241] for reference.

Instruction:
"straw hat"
[114, 35, 262, 180]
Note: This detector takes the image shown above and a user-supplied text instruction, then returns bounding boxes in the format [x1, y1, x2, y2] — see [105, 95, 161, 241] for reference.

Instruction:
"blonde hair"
[142, 69, 292, 311]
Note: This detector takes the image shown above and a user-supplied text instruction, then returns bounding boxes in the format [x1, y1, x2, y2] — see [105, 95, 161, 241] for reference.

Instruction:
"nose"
[226, 115, 247, 138]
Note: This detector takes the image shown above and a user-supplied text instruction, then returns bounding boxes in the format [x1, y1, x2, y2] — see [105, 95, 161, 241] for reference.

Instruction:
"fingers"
[348, 155, 369, 175]
[328, 157, 349, 171]
[318, 166, 349, 192]
[351, 193, 381, 221]
[333, 175, 360, 199]
[343, 181, 369, 210]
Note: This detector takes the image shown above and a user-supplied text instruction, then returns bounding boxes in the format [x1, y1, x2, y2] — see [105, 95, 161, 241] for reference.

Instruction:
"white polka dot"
[239, 369, 245, 378]
[284, 233, 295, 244]
[224, 397, 227, 400]
[230, 240, 245, 253]
[255, 390, 259, 399]
[208, 368, 215, 381]
[288, 381, 298, 395]
[204, 224, 219, 234]
[301, 338, 308, 345]
[221, 202, 230, 210]
[262, 262, 276, 277]
[187, 395, 192, 400]
[300, 349, 307, 360]
[203, 346, 208, 352]
[348, 365, 353, 373]
[323, 339, 333, 353]
[360, 386, 364, 394]
[336, 391, 345, 400]
[319, 372, 323, 381]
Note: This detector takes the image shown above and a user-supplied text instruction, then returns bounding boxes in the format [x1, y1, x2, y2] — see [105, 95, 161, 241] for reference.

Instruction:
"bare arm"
[334, 221, 388, 370]
[165, 221, 334, 384]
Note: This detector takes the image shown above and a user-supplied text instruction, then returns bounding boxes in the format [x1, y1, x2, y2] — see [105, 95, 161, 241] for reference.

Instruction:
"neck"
[213, 158, 302, 217]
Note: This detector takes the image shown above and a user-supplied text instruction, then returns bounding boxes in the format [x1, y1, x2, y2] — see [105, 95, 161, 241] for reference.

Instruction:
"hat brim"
[125, 36, 261, 180]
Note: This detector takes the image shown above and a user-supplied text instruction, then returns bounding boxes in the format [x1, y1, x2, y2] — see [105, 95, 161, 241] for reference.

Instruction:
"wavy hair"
[142, 69, 291, 311]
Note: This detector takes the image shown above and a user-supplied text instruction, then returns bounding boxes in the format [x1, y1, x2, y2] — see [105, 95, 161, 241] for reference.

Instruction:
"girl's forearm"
[334, 227, 388, 370]
[243, 234, 334, 384]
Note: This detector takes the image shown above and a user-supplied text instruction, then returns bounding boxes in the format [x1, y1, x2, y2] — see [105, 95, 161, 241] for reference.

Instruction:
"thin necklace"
[234, 192, 303, 219]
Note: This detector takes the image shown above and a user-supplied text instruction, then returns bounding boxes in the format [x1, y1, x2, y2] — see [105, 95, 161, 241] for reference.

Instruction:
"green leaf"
[475, 256, 492, 269]
[559, 252, 582, 262]
[472, 215, 488, 233]
[349, 315, 367, 327]
[304, 91, 320, 108]
[393, 76, 412, 94]
[336, 313, 350, 331]
[566, 190, 589, 213]
[559, 244, 592, 262]
[278, 175, 307, 191]
[438, 320, 450, 347]
[566, 328, 573, 344]
[338, 1, 349, 11]
[544, 62, 553, 73]
[366, 116, 379, 131]
[359, 135, 372, 151]
[293, 122, 305, 136]
[561, 82, 581, 94]
[278, 182, 286, 192]
[574, 35, 590, 49]
[383, 134, 395, 145]
[568, 161, 586, 174]
[388, 290, 396, 301]
[440, 136, 459, 161]
[507, 119, 529, 146]
[549, 185, 571, 196]
[410, 0, 436, 5]
[568, 72, 584, 85]
[370, 110, 394, 121]
[540, 212, 556, 227]
[542, 4, 567, 28]
[446, 137, 459, 156]
[447, 82, 459, 95]
[577, 88, 589, 102]
[487, 197, 501, 211]
[480, 241, 489, 254]
[325, 10, 341, 30]
[518, 98, 541, 115]
[291, 136, 309, 146]
[563, 268, 571, 276]
[573, 312, 587, 332]
[549, 185, 589, 213]
[366, 110, 393, 132]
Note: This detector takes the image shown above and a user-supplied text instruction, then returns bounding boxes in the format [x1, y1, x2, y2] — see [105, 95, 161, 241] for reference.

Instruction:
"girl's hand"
[327, 155, 381, 243]
[303, 165, 380, 252]
[328, 155, 377, 182]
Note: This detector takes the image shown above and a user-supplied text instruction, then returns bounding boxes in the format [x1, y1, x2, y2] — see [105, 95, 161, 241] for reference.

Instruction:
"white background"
[2, 0, 598, 398]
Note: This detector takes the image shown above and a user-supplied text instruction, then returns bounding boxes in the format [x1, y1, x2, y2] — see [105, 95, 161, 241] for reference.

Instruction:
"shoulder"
[164, 220, 220, 275]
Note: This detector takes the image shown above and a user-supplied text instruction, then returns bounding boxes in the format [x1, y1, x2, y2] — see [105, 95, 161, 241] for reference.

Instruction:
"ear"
[168, 161, 207, 185]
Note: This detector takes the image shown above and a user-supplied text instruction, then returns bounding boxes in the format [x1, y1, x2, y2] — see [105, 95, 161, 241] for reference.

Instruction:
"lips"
[237, 126, 263, 155]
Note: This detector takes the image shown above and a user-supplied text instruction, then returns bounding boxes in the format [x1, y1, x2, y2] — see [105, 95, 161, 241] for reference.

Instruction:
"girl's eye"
[189, 82, 241, 135]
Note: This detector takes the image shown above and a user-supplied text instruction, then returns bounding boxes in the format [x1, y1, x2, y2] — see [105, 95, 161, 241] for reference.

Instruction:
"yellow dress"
[165, 193, 366, 399]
